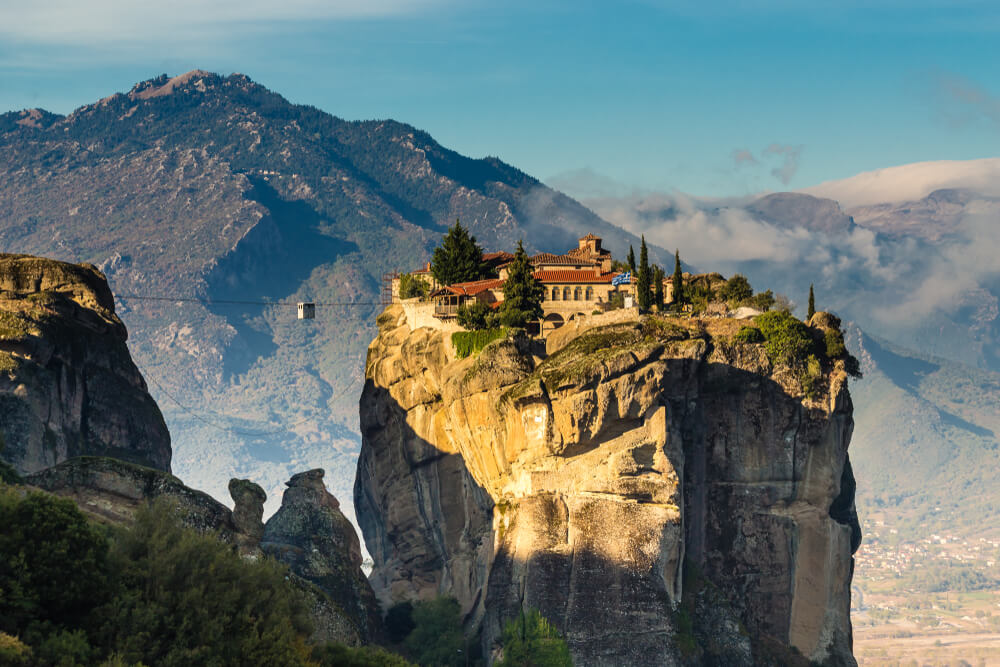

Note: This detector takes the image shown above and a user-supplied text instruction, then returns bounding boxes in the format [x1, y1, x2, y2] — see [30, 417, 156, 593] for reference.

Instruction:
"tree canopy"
[499, 240, 544, 327]
[496, 608, 573, 667]
[671, 250, 684, 309]
[431, 220, 488, 286]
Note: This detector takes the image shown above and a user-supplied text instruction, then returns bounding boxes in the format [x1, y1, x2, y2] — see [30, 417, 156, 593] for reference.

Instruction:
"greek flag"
[611, 271, 631, 286]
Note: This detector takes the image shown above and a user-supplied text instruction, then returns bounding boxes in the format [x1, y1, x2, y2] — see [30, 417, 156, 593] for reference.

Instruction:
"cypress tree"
[431, 219, 488, 286]
[671, 249, 684, 310]
[653, 264, 666, 312]
[627, 245, 636, 273]
[500, 240, 545, 327]
[636, 236, 651, 311]
[653, 265, 665, 310]
[807, 284, 816, 320]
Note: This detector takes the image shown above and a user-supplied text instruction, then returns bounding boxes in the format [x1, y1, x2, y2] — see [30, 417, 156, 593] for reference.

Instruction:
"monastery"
[396, 234, 643, 334]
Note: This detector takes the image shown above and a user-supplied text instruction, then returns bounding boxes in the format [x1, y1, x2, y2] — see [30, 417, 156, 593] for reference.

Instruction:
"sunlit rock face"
[356, 305, 860, 666]
[0, 254, 170, 474]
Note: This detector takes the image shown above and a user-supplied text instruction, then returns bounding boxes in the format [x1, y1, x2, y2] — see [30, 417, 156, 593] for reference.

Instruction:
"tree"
[720, 274, 753, 305]
[456, 301, 492, 330]
[431, 220, 488, 286]
[496, 609, 572, 667]
[404, 597, 465, 667]
[807, 284, 816, 320]
[398, 273, 429, 300]
[671, 250, 684, 310]
[636, 236, 652, 311]
[499, 240, 544, 328]
[627, 245, 636, 273]
[652, 265, 665, 311]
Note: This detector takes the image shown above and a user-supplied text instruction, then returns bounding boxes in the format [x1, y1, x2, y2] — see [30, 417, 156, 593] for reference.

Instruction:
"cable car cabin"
[297, 302, 316, 320]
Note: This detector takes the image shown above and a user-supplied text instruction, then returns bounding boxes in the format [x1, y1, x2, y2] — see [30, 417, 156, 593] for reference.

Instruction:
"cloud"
[763, 143, 804, 185]
[0, 0, 447, 47]
[732, 149, 758, 167]
[932, 71, 1000, 129]
[578, 187, 1000, 360]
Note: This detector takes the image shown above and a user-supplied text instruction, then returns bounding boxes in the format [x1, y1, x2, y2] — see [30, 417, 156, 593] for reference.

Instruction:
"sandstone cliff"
[356, 306, 861, 666]
[0, 254, 170, 473]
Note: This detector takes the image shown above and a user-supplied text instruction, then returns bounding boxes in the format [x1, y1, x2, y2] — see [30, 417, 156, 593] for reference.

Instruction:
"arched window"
[563, 286, 572, 300]
[574, 287, 582, 301]
[552, 287, 560, 301]
[586, 286, 594, 301]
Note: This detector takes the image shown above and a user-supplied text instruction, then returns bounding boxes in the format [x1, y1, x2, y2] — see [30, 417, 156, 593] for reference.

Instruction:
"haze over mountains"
[0, 71, 667, 517]
[0, 69, 997, 555]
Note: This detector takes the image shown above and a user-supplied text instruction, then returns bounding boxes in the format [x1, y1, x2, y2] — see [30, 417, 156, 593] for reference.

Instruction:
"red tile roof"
[530, 253, 597, 266]
[434, 278, 503, 296]
[532, 270, 626, 284]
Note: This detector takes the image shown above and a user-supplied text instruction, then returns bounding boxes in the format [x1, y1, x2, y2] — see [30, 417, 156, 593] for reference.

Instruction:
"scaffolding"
[381, 271, 400, 305]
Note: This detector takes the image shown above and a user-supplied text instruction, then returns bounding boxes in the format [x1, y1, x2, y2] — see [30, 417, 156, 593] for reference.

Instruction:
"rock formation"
[356, 305, 861, 666]
[0, 254, 170, 474]
[262, 469, 381, 644]
[28, 457, 379, 646]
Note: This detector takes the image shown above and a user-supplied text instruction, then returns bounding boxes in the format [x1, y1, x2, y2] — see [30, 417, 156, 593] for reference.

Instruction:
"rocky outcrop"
[27, 457, 379, 646]
[0, 254, 170, 474]
[356, 305, 861, 666]
[262, 469, 381, 644]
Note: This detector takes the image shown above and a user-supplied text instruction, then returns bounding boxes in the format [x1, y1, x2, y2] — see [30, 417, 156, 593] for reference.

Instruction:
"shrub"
[755, 311, 815, 368]
[800, 355, 824, 399]
[496, 609, 573, 667]
[312, 642, 414, 666]
[398, 273, 429, 300]
[404, 597, 466, 667]
[452, 328, 507, 359]
[456, 301, 492, 330]
[0, 633, 31, 666]
[824, 328, 847, 359]
[734, 326, 764, 344]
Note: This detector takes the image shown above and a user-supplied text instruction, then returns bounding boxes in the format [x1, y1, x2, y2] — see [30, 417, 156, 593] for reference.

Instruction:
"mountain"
[800, 157, 1000, 208]
[0, 71, 662, 517]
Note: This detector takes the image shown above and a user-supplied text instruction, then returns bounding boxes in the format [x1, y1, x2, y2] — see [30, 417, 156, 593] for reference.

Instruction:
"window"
[552, 287, 560, 301]
[586, 286, 594, 301]
[563, 286, 572, 300]
[574, 287, 582, 301]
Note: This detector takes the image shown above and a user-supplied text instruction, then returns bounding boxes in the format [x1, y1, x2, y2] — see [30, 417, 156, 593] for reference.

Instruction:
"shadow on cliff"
[204, 177, 359, 379]
[355, 355, 863, 667]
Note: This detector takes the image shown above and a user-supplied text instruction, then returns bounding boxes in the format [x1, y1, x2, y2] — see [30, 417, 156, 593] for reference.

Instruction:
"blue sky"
[1, 0, 997, 196]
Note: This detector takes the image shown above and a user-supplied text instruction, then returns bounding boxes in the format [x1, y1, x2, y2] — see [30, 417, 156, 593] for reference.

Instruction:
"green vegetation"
[432, 220, 489, 286]
[311, 643, 414, 666]
[754, 310, 815, 368]
[807, 284, 816, 320]
[499, 241, 544, 328]
[496, 609, 572, 667]
[398, 273, 430, 300]
[0, 311, 34, 341]
[652, 265, 665, 311]
[719, 274, 753, 305]
[452, 328, 508, 359]
[456, 302, 493, 330]
[0, 488, 409, 666]
[403, 597, 467, 667]
[671, 250, 684, 310]
[636, 236, 652, 311]
[734, 326, 764, 344]
[627, 245, 636, 273]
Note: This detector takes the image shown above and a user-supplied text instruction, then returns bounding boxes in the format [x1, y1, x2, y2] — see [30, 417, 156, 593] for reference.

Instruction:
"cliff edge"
[355, 305, 861, 666]
[0, 254, 170, 473]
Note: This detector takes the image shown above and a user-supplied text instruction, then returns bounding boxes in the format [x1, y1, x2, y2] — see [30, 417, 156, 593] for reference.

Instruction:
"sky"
[0, 0, 998, 197]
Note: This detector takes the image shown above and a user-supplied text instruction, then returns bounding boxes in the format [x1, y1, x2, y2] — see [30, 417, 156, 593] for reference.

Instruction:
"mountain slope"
[0, 71, 659, 516]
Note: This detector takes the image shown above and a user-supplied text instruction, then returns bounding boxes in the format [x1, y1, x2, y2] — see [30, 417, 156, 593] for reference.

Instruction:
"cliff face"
[356, 306, 861, 666]
[0, 254, 170, 473]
